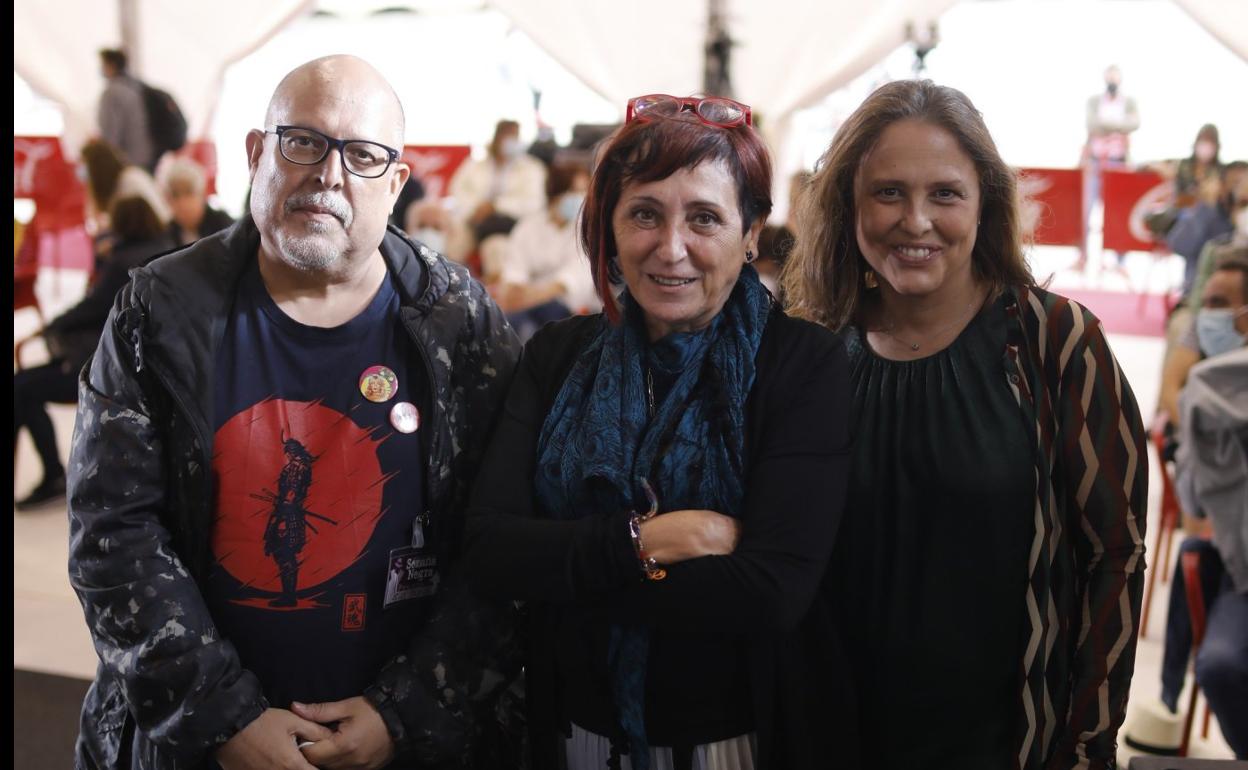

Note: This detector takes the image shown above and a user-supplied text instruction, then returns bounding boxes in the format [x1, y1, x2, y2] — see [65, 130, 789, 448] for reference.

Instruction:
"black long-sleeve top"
[465, 309, 858, 769]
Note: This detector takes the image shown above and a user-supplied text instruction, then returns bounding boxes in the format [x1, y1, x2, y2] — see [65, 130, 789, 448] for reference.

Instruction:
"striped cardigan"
[1004, 286, 1148, 770]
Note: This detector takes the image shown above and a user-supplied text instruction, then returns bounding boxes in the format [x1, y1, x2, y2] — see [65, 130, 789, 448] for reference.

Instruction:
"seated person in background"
[13, 196, 173, 509]
[447, 119, 547, 262]
[754, 224, 791, 298]
[1173, 124, 1223, 208]
[490, 162, 599, 341]
[1183, 173, 1248, 316]
[403, 198, 455, 257]
[749, 170, 809, 300]
[1143, 342, 1248, 759]
[387, 174, 426, 232]
[1169, 161, 1247, 295]
[159, 157, 234, 245]
[1159, 256, 1248, 425]
[79, 139, 170, 238]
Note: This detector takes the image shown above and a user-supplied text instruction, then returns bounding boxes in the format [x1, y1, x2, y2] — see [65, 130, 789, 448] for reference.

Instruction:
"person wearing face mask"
[1174, 124, 1223, 206]
[1160, 254, 1248, 429]
[1079, 65, 1140, 271]
[1126, 257, 1248, 759]
[491, 163, 601, 341]
[1146, 124, 1223, 239]
[447, 118, 548, 261]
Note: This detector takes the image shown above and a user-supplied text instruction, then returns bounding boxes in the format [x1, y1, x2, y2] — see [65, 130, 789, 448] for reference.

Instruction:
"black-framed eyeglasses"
[265, 125, 400, 179]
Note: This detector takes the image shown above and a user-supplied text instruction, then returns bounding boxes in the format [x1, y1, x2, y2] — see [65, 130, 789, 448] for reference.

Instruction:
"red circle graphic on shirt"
[212, 398, 388, 597]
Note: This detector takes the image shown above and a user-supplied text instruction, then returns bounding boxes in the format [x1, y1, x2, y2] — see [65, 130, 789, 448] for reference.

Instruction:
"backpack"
[140, 82, 188, 155]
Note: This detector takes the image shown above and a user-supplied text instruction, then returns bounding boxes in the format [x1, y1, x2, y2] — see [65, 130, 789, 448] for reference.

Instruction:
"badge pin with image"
[360, 365, 398, 403]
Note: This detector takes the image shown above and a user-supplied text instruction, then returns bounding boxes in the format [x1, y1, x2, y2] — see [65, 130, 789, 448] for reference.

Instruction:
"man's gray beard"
[273, 221, 344, 272]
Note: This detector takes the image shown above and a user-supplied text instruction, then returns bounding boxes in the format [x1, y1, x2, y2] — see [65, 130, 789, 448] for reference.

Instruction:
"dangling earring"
[745, 249, 757, 264]
[864, 269, 879, 289]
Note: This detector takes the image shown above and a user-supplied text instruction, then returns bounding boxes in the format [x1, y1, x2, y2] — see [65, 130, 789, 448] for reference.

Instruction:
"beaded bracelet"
[628, 512, 667, 581]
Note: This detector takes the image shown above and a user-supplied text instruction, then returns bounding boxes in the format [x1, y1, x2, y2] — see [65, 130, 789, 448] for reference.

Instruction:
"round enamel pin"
[360, 365, 398, 403]
[390, 401, 420, 434]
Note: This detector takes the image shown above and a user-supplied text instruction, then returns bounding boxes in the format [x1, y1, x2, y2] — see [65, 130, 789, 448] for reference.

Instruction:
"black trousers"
[13, 360, 78, 484]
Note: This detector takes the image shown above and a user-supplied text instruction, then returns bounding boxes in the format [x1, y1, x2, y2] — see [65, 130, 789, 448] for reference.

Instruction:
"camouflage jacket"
[68, 217, 524, 769]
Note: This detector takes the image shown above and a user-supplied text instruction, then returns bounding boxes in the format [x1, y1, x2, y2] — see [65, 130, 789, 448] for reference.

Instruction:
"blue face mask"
[1196, 308, 1247, 357]
[557, 192, 584, 225]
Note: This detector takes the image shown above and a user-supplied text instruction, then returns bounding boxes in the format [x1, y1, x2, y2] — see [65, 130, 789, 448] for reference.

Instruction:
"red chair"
[14, 217, 43, 324]
[1141, 427, 1184, 637]
[1178, 548, 1213, 756]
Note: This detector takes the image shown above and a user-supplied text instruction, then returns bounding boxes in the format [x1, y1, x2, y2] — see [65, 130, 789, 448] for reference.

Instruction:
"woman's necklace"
[877, 296, 982, 352]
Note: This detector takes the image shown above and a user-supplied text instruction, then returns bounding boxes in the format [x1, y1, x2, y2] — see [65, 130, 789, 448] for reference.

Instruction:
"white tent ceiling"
[491, 0, 955, 124]
[12, 0, 1248, 155]
[13, 0, 310, 152]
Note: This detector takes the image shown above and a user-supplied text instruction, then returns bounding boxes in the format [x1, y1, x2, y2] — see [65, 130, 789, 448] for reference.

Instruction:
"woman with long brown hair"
[785, 79, 1147, 769]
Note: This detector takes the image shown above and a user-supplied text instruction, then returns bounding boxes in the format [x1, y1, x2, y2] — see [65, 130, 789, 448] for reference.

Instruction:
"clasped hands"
[216, 696, 394, 770]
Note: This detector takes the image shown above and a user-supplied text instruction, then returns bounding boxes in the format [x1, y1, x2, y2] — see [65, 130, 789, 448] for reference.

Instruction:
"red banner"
[14, 135, 87, 230]
[401, 145, 471, 200]
[1017, 168, 1083, 246]
[1102, 168, 1168, 253]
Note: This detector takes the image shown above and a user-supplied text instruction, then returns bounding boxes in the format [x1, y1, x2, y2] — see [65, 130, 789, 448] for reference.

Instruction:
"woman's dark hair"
[80, 140, 126, 211]
[1193, 123, 1220, 160]
[782, 79, 1034, 331]
[99, 48, 128, 73]
[110, 196, 165, 242]
[545, 162, 588, 203]
[580, 109, 773, 322]
[1213, 255, 1248, 298]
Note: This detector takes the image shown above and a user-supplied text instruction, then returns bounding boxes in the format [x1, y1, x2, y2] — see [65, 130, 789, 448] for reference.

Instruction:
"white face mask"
[1196, 307, 1247, 357]
[501, 137, 523, 159]
[556, 192, 584, 225]
[412, 227, 447, 255]
[1195, 141, 1217, 163]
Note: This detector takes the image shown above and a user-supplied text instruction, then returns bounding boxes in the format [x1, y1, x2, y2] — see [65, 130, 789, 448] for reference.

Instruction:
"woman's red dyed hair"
[579, 110, 773, 322]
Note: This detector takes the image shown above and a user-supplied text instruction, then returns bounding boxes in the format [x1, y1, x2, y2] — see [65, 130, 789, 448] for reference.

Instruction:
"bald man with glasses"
[68, 56, 522, 770]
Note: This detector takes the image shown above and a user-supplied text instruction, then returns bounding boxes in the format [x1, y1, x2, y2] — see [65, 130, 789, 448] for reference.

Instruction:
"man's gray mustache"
[285, 193, 352, 226]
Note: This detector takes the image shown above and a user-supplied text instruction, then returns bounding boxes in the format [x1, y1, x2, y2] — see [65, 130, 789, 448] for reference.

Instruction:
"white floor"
[11, 256, 1235, 760]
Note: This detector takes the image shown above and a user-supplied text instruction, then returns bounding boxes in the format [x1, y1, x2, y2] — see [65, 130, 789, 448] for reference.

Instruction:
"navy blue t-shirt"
[206, 261, 428, 708]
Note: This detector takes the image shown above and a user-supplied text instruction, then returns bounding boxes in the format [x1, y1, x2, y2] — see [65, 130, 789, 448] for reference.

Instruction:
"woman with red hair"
[466, 95, 854, 769]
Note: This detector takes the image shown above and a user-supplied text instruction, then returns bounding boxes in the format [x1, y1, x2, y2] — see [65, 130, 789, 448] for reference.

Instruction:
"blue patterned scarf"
[535, 266, 772, 768]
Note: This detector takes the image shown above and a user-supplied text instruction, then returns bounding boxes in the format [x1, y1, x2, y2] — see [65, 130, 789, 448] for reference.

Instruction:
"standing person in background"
[1079, 64, 1140, 271]
[97, 48, 155, 173]
[785, 79, 1147, 770]
[448, 119, 547, 266]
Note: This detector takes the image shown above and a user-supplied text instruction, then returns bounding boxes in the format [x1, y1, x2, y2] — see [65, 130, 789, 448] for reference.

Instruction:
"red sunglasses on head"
[626, 94, 753, 128]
